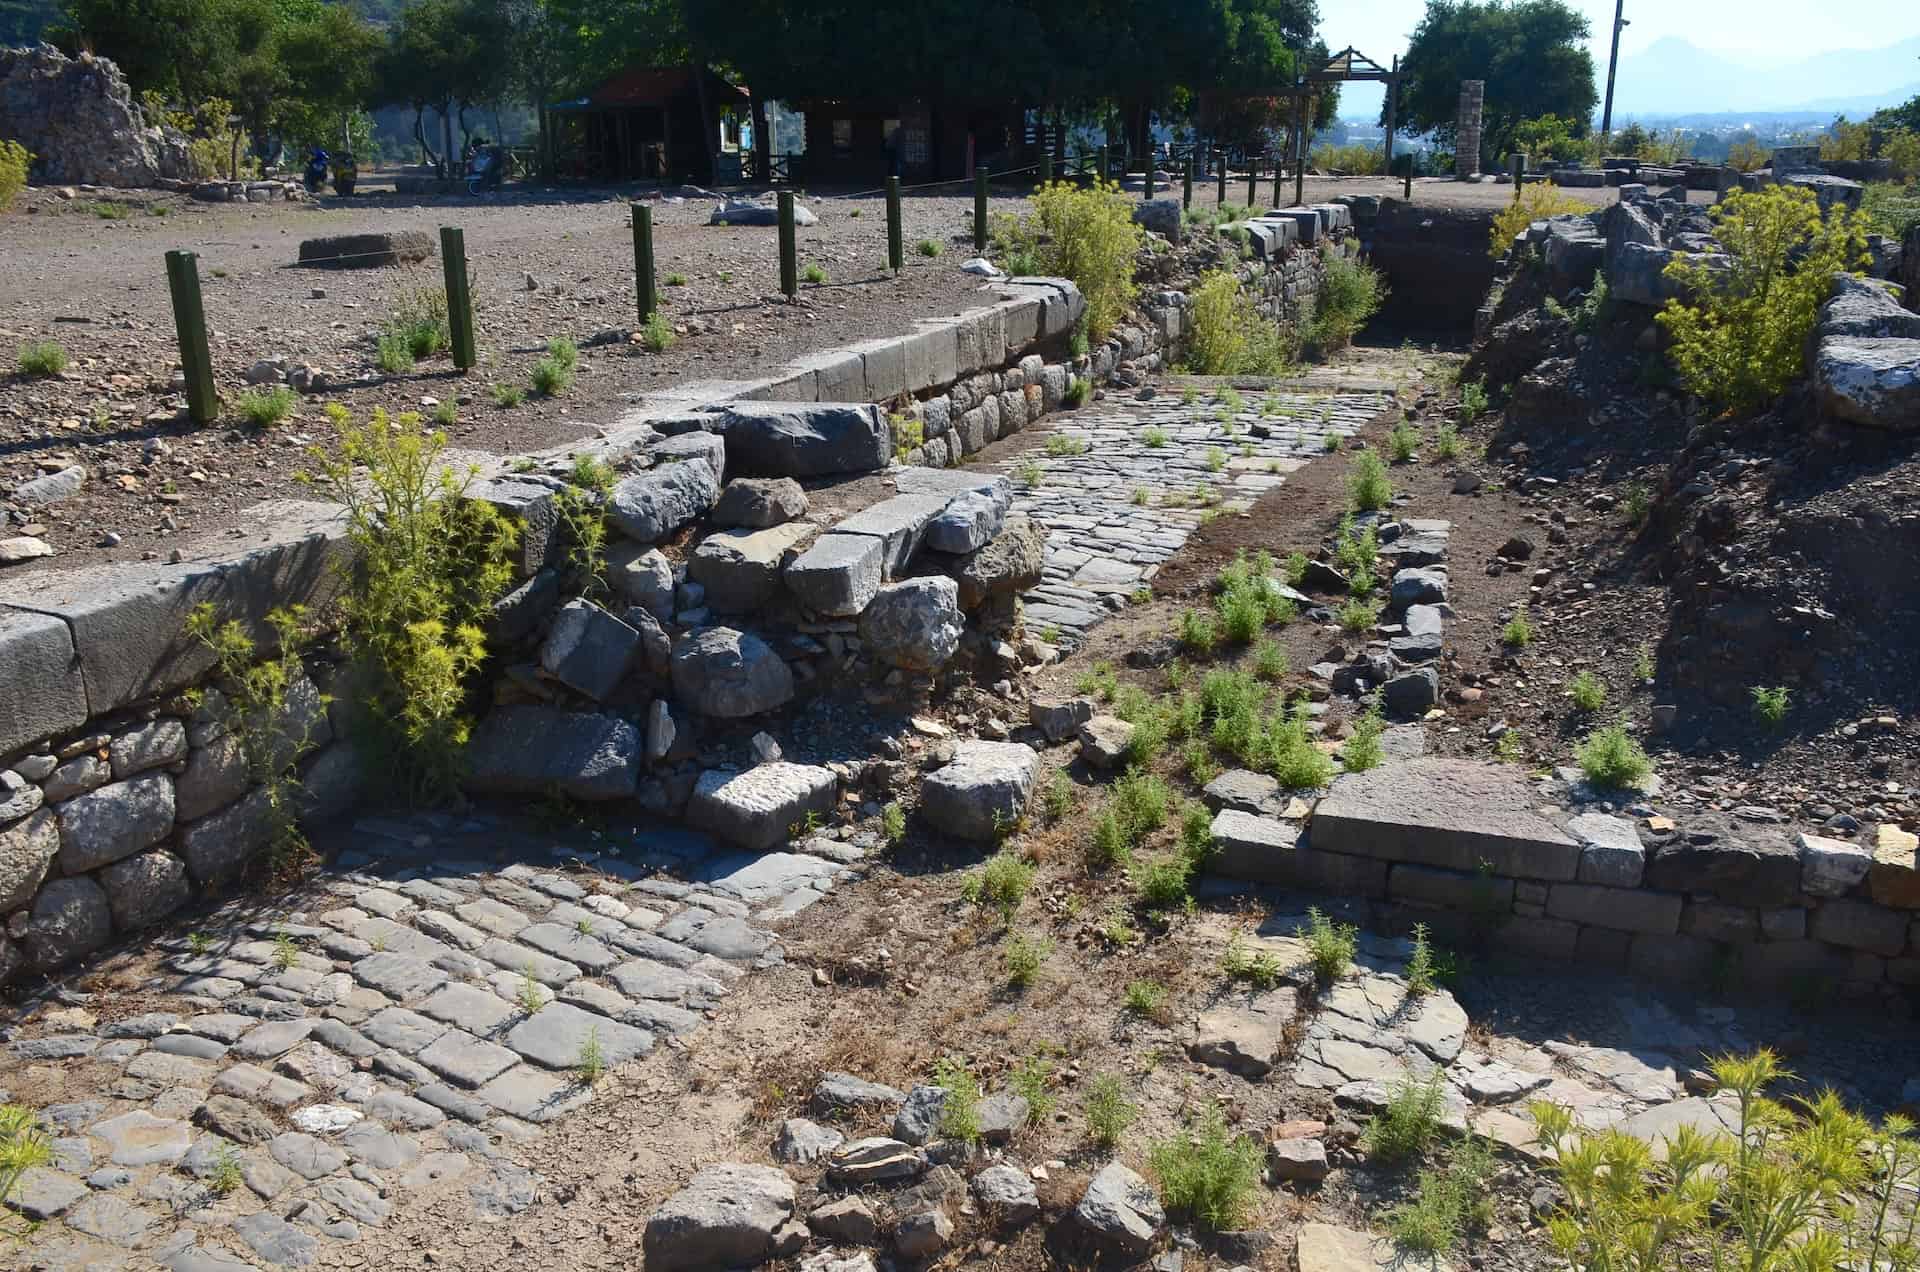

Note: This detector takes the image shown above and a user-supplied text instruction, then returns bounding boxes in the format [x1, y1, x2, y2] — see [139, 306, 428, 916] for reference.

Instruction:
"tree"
[0, 0, 59, 45]
[1388, 0, 1596, 170]
[1870, 95, 1920, 136]
[376, 0, 511, 175]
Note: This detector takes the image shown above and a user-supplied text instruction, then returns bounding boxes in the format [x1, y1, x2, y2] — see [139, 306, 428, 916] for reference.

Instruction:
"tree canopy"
[1389, 0, 1596, 166]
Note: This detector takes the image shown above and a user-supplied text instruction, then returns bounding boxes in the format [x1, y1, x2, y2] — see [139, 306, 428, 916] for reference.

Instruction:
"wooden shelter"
[549, 66, 750, 183]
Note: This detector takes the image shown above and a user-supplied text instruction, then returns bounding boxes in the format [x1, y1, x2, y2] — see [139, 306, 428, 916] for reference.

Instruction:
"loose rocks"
[919, 741, 1039, 841]
[687, 764, 838, 851]
[857, 577, 964, 670]
[643, 1163, 797, 1272]
[670, 627, 794, 718]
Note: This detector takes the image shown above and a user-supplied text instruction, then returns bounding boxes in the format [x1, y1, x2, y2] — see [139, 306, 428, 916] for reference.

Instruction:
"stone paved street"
[996, 386, 1391, 644]
[0, 814, 872, 1269]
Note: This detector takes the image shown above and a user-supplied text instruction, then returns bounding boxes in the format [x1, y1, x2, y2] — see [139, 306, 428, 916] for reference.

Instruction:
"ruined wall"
[0, 44, 191, 187]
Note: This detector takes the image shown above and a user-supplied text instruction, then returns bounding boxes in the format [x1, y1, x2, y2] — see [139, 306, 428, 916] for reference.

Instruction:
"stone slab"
[1310, 757, 1580, 880]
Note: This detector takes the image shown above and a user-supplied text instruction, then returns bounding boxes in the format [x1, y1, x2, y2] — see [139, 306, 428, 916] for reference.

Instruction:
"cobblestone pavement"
[1, 814, 875, 1270]
[998, 385, 1393, 645]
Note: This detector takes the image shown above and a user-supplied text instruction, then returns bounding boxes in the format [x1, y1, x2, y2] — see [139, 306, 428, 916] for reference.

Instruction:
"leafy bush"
[1532, 1050, 1918, 1272]
[1085, 1074, 1136, 1148]
[1187, 269, 1296, 375]
[1123, 979, 1168, 1018]
[0, 1103, 52, 1212]
[1179, 607, 1217, 653]
[1303, 252, 1385, 354]
[801, 262, 828, 284]
[531, 338, 578, 396]
[1405, 922, 1436, 995]
[1222, 931, 1285, 987]
[1064, 376, 1091, 407]
[1024, 179, 1144, 341]
[1347, 451, 1393, 512]
[1008, 1053, 1054, 1123]
[0, 139, 29, 210]
[881, 801, 907, 845]
[1253, 638, 1288, 683]
[1502, 610, 1533, 647]
[916, 237, 943, 258]
[301, 408, 517, 804]
[1310, 141, 1387, 174]
[1335, 597, 1379, 634]
[1388, 422, 1419, 462]
[1658, 185, 1870, 412]
[491, 383, 525, 408]
[1142, 425, 1169, 448]
[1863, 180, 1920, 238]
[1111, 769, 1173, 844]
[376, 330, 415, 374]
[1489, 184, 1590, 259]
[1510, 114, 1587, 163]
[1149, 1102, 1265, 1232]
[1003, 932, 1050, 989]
[1365, 1072, 1447, 1161]
[236, 386, 296, 428]
[968, 851, 1036, 921]
[382, 288, 451, 363]
[16, 340, 67, 377]
[1575, 722, 1652, 790]
[1387, 1135, 1495, 1254]
[1130, 852, 1195, 910]
[1343, 708, 1386, 772]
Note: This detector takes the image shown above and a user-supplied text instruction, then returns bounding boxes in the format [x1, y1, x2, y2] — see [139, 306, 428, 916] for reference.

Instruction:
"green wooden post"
[974, 165, 988, 252]
[1246, 153, 1258, 205]
[777, 191, 797, 299]
[439, 226, 476, 370]
[1511, 153, 1528, 204]
[164, 250, 217, 424]
[631, 202, 656, 322]
[1097, 144, 1109, 186]
[886, 177, 903, 273]
[1039, 150, 1052, 185]
[1183, 154, 1194, 210]
[1217, 152, 1227, 204]
[1145, 154, 1155, 199]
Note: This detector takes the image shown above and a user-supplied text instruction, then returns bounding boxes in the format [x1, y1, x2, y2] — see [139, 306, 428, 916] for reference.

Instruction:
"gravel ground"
[0, 180, 1029, 574]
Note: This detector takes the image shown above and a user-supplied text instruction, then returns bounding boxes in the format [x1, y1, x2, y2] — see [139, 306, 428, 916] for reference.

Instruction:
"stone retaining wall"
[1208, 756, 1920, 1003]
[0, 230, 1342, 986]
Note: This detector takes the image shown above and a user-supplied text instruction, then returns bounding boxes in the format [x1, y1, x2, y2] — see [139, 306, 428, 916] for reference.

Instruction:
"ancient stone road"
[997, 385, 1392, 645]
[2, 815, 873, 1270]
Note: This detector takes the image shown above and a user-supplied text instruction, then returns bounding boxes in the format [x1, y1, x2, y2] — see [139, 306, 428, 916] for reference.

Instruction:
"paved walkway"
[997, 384, 1392, 645]
[1, 815, 873, 1270]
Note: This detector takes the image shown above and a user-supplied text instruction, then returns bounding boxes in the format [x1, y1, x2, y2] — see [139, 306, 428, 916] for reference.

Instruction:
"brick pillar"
[1455, 80, 1485, 179]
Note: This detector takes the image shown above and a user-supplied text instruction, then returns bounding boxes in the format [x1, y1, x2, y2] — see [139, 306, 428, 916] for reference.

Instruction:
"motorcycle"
[303, 148, 330, 194]
[330, 152, 357, 197]
[464, 144, 506, 194]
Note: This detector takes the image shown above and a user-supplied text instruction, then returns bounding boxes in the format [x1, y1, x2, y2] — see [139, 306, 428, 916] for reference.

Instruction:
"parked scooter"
[330, 152, 357, 197]
[464, 141, 505, 194]
[303, 147, 330, 194]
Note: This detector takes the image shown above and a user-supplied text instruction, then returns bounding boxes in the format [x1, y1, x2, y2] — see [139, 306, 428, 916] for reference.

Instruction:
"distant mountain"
[1608, 35, 1920, 119]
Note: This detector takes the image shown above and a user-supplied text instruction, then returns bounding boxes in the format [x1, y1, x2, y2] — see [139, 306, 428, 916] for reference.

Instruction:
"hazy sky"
[1321, 0, 1920, 117]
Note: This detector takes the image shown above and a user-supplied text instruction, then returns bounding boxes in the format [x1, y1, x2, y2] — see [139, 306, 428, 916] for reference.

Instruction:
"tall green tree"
[0, 0, 60, 45]
[1389, 0, 1596, 168]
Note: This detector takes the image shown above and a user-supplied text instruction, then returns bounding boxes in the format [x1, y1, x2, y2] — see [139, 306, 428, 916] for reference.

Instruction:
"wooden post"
[1145, 153, 1155, 199]
[1294, 93, 1308, 209]
[164, 250, 217, 424]
[1512, 154, 1528, 203]
[974, 165, 988, 252]
[886, 176, 903, 273]
[1217, 151, 1227, 204]
[1039, 150, 1052, 185]
[439, 226, 475, 370]
[778, 191, 797, 298]
[1098, 144, 1109, 186]
[1384, 59, 1399, 194]
[1183, 153, 1194, 211]
[1246, 152, 1257, 205]
[631, 203, 656, 323]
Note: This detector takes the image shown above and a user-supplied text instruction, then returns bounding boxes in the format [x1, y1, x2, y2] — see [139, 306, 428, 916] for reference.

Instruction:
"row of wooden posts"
[159, 150, 1325, 426]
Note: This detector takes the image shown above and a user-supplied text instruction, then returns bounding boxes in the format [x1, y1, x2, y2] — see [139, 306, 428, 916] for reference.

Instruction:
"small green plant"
[1575, 721, 1653, 790]
[1008, 1053, 1055, 1124]
[881, 801, 907, 845]
[1179, 608, 1217, 653]
[1388, 422, 1420, 462]
[517, 965, 545, 1014]
[1752, 685, 1791, 728]
[576, 1024, 606, 1083]
[1130, 485, 1150, 506]
[1130, 852, 1195, 911]
[1336, 597, 1379, 634]
[530, 338, 577, 396]
[1253, 638, 1288, 683]
[271, 929, 298, 972]
[1148, 1102, 1264, 1232]
[1323, 431, 1343, 452]
[1099, 906, 1140, 947]
[1434, 423, 1463, 459]
[430, 398, 458, 427]
[1045, 433, 1088, 456]
[1142, 425, 1170, 448]
[1302, 907, 1356, 983]
[1631, 645, 1655, 682]
[1347, 450, 1393, 512]
[1123, 978, 1168, 1018]
[1004, 932, 1050, 990]
[1182, 385, 1200, 406]
[1503, 610, 1534, 648]
[1063, 376, 1091, 407]
[1567, 670, 1607, 713]
[1043, 771, 1075, 823]
[207, 1143, 243, 1196]
[1365, 1072, 1447, 1161]
[1206, 446, 1226, 472]
[1405, 922, 1436, 996]
[90, 199, 131, 220]
[801, 262, 828, 285]
[640, 310, 675, 353]
[1014, 458, 1045, 488]
[928, 1055, 982, 1144]
[917, 237, 943, 257]
[1493, 730, 1526, 764]
[1458, 377, 1490, 424]
[1343, 708, 1386, 772]
[968, 851, 1036, 922]
[491, 383, 525, 408]
[1623, 480, 1651, 525]
[187, 931, 212, 955]
[1386, 1134, 1495, 1255]
[234, 386, 296, 428]
[1084, 1074, 1136, 1149]
[1221, 931, 1285, 989]
[664, 272, 688, 286]
[0, 138, 28, 210]
[16, 340, 68, 378]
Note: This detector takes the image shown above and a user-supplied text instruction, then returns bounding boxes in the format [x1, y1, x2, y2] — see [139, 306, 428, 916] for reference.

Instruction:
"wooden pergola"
[1289, 46, 1403, 206]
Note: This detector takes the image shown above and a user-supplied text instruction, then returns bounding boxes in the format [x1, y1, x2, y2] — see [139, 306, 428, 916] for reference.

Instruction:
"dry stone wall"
[0, 44, 193, 187]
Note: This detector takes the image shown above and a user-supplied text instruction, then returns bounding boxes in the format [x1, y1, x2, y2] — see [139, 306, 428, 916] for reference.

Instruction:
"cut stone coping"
[1310, 756, 1580, 881]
